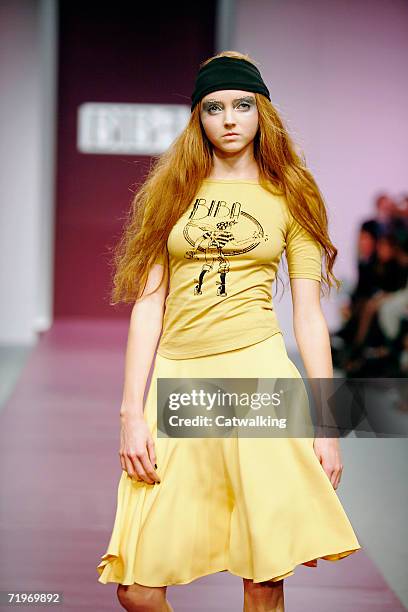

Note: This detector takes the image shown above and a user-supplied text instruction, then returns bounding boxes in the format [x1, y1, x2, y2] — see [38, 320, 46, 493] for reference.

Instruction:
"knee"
[243, 578, 284, 603]
[117, 583, 165, 611]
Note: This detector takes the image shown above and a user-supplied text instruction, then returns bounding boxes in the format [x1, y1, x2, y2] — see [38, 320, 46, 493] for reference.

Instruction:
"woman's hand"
[313, 437, 343, 490]
[119, 413, 161, 485]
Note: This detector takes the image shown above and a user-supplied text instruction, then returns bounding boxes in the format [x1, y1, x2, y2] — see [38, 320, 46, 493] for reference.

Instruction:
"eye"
[205, 101, 252, 113]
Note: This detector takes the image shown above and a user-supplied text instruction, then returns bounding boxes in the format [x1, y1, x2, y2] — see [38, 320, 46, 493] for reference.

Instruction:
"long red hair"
[109, 50, 340, 305]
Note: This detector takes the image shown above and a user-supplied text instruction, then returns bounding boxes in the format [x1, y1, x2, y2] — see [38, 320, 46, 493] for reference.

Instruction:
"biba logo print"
[184, 197, 269, 297]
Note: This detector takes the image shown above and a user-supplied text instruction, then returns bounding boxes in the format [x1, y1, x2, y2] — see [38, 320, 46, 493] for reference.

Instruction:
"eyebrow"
[202, 95, 255, 108]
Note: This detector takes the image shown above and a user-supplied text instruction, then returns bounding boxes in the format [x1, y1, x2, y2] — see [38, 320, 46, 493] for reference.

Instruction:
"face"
[358, 230, 376, 258]
[199, 90, 259, 154]
[376, 196, 394, 218]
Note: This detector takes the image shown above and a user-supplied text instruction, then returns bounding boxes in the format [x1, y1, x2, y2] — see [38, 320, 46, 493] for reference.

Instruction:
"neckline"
[202, 178, 260, 184]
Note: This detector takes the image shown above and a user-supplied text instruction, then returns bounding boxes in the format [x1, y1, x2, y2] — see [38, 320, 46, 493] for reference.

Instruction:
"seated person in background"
[365, 192, 396, 238]
[332, 221, 379, 348]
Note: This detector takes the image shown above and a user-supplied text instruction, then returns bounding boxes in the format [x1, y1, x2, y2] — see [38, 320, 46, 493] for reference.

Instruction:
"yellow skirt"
[96, 332, 362, 586]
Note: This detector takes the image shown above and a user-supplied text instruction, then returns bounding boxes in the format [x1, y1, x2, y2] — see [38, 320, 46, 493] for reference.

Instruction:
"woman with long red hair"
[97, 51, 361, 611]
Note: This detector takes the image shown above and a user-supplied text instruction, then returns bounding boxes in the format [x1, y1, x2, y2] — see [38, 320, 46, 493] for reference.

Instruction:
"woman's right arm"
[118, 263, 168, 485]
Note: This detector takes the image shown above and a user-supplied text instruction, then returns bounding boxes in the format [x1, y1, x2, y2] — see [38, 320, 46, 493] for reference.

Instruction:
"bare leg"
[243, 578, 284, 612]
[117, 583, 174, 611]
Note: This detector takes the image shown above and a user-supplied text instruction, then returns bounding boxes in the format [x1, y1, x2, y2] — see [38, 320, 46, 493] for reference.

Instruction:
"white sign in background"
[77, 103, 190, 155]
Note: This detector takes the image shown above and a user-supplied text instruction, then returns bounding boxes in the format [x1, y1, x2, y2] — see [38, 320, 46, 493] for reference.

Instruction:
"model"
[97, 51, 362, 612]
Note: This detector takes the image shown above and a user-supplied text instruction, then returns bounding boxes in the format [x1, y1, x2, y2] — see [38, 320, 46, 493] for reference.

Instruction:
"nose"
[223, 105, 236, 127]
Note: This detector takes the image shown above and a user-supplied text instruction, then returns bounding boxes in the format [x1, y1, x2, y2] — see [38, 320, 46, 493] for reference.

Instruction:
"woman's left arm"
[290, 277, 343, 490]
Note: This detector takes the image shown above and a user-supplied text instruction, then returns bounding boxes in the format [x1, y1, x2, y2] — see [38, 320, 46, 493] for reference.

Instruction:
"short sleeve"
[285, 217, 322, 281]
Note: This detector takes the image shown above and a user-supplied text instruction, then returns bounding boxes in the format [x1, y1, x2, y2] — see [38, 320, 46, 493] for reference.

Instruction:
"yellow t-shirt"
[155, 178, 322, 359]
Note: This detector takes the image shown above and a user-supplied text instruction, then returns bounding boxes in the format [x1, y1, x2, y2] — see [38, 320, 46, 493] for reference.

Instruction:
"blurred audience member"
[366, 193, 396, 237]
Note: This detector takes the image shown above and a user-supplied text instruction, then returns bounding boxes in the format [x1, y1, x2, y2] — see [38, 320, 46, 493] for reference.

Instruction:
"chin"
[217, 142, 246, 152]
[218, 147, 244, 155]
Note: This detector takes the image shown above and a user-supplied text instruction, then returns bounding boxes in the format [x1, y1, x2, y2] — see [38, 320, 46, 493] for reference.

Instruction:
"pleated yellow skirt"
[96, 332, 362, 586]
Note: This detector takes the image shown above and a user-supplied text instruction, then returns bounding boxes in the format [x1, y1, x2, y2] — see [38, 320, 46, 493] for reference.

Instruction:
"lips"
[223, 132, 239, 137]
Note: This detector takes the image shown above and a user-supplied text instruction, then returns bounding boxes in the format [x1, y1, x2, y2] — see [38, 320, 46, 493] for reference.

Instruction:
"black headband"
[191, 56, 270, 112]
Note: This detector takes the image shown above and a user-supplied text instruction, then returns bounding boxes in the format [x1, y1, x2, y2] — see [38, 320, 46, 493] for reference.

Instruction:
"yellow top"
[155, 179, 322, 359]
